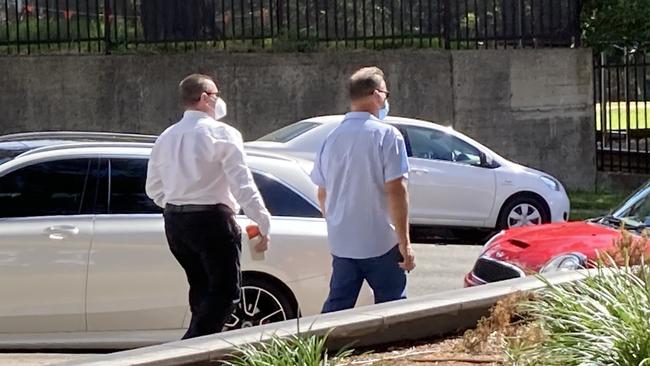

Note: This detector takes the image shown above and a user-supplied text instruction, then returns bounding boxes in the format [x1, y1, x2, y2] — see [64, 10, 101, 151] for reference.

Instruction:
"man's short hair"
[179, 74, 215, 106]
[348, 67, 385, 101]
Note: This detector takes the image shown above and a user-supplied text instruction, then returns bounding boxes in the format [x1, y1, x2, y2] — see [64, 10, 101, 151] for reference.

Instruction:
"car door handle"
[44, 225, 80, 240]
[411, 168, 429, 174]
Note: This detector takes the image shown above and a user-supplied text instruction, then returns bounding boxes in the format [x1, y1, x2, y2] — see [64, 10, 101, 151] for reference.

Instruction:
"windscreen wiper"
[600, 215, 647, 231]
[599, 215, 621, 227]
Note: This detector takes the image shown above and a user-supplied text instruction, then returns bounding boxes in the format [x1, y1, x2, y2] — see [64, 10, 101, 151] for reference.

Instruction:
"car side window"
[251, 172, 321, 218]
[108, 158, 161, 214]
[404, 126, 482, 166]
[0, 159, 93, 218]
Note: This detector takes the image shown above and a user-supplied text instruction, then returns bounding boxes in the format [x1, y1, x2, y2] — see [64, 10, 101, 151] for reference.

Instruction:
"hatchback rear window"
[257, 121, 321, 143]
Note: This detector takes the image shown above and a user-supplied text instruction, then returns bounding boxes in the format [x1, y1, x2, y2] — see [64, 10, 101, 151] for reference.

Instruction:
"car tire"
[497, 195, 550, 230]
[223, 276, 297, 331]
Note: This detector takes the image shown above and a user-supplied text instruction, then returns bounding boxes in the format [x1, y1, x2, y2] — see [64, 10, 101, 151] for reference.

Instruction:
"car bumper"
[548, 189, 571, 222]
[463, 271, 486, 287]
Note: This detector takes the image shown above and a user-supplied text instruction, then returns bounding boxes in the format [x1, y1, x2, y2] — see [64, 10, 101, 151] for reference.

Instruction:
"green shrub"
[507, 254, 650, 366]
[223, 332, 353, 366]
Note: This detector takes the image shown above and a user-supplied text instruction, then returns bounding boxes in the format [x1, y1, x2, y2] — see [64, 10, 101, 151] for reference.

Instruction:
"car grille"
[472, 257, 524, 283]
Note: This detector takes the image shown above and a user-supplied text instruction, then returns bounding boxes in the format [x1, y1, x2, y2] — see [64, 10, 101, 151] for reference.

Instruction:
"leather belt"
[164, 203, 221, 213]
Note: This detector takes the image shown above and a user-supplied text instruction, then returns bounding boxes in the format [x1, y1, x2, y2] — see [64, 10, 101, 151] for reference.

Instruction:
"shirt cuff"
[256, 213, 271, 236]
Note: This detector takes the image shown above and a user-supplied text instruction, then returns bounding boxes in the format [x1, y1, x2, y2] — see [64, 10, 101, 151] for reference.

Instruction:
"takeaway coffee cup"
[246, 224, 265, 261]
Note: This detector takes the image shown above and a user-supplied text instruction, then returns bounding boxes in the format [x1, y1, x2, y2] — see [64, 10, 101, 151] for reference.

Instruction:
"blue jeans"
[321, 245, 407, 313]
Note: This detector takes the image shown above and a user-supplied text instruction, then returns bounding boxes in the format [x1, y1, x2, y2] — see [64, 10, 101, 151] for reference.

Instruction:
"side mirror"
[480, 152, 496, 168]
[479, 152, 487, 166]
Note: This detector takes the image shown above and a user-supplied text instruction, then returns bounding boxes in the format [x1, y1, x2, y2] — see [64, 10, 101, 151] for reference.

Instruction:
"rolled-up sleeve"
[382, 128, 410, 182]
[219, 132, 272, 235]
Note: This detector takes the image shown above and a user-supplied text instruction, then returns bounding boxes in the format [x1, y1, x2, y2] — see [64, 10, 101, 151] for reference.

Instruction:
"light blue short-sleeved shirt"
[310, 112, 410, 259]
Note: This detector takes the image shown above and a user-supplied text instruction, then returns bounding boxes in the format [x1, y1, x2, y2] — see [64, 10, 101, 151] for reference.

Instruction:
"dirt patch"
[337, 337, 504, 365]
[338, 293, 532, 366]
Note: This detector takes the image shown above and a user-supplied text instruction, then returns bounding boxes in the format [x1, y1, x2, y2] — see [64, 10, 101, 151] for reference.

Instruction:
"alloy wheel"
[224, 285, 288, 330]
[507, 203, 542, 227]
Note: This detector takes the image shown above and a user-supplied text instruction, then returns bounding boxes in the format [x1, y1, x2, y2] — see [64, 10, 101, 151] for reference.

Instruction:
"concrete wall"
[0, 49, 594, 190]
[452, 49, 595, 191]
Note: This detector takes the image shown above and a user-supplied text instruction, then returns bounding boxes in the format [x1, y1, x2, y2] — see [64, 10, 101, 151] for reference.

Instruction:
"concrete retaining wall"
[0, 48, 594, 190]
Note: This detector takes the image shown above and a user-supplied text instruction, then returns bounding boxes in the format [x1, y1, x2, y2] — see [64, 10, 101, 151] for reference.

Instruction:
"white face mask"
[212, 97, 227, 120]
[378, 100, 390, 120]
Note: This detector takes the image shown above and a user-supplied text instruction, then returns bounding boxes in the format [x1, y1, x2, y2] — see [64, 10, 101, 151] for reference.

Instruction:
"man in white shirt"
[146, 74, 271, 339]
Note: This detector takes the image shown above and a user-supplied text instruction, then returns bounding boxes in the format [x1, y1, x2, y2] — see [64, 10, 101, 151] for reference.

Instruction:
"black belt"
[165, 203, 223, 213]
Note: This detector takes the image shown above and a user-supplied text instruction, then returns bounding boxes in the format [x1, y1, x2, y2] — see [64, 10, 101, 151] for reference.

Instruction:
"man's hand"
[255, 234, 270, 252]
[398, 242, 415, 272]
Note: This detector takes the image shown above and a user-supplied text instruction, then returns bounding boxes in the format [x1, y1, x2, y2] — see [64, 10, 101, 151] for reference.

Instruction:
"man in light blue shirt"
[311, 66, 415, 313]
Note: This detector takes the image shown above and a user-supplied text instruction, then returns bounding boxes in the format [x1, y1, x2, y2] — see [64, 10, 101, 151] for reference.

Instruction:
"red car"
[464, 184, 650, 287]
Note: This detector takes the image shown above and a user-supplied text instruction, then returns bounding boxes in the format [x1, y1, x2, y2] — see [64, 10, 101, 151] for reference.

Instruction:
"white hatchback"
[0, 132, 371, 349]
[246, 116, 570, 231]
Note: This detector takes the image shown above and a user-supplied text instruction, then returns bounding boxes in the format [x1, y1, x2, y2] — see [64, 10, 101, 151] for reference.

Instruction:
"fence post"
[442, 0, 450, 49]
[517, 0, 523, 48]
[574, 0, 582, 47]
[600, 51, 606, 148]
[104, 0, 112, 54]
[276, 0, 284, 36]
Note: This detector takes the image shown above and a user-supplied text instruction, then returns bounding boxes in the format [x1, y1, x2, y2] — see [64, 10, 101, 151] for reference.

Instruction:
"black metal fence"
[595, 52, 650, 174]
[0, 0, 582, 54]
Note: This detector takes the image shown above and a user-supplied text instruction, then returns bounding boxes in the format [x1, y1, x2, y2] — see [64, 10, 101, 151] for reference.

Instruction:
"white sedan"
[246, 116, 570, 231]
[0, 132, 371, 349]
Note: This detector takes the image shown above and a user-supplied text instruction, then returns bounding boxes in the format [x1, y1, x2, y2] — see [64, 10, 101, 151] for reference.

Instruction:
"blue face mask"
[378, 100, 390, 120]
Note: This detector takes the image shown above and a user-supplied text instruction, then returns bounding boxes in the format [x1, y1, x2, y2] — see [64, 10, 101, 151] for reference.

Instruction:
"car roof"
[0, 131, 158, 143]
[299, 114, 454, 130]
[0, 132, 158, 163]
[0, 131, 320, 208]
[0, 133, 309, 172]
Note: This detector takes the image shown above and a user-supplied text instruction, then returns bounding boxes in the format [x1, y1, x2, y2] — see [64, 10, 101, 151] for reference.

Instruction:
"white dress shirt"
[146, 110, 271, 235]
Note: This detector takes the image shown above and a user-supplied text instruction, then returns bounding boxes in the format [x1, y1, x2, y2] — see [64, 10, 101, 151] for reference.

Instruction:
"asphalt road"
[408, 243, 483, 297]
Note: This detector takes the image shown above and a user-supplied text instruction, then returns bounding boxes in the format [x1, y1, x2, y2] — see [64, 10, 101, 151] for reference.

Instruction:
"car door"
[0, 158, 95, 332]
[400, 126, 497, 227]
[86, 157, 187, 331]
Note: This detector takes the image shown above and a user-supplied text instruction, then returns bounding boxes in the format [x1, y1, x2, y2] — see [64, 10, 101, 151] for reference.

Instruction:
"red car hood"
[481, 221, 624, 272]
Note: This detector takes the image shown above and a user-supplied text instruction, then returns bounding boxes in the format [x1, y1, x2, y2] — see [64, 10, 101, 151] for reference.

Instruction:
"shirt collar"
[182, 110, 212, 121]
[343, 111, 378, 122]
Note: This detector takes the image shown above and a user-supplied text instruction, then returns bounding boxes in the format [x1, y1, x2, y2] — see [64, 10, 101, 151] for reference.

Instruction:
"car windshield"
[608, 181, 650, 228]
[257, 121, 321, 143]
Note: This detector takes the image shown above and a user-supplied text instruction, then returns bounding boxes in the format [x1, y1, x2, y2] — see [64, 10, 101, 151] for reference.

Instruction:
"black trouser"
[163, 203, 242, 339]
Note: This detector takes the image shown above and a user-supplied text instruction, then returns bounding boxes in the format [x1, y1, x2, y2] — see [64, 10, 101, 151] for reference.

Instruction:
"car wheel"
[223, 276, 297, 331]
[497, 196, 549, 230]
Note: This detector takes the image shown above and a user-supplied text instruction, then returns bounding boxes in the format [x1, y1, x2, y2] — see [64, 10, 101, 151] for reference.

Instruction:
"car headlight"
[540, 176, 560, 191]
[539, 253, 586, 273]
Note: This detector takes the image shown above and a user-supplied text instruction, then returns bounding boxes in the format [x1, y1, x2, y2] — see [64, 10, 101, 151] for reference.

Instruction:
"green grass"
[596, 102, 650, 131]
[568, 190, 629, 221]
